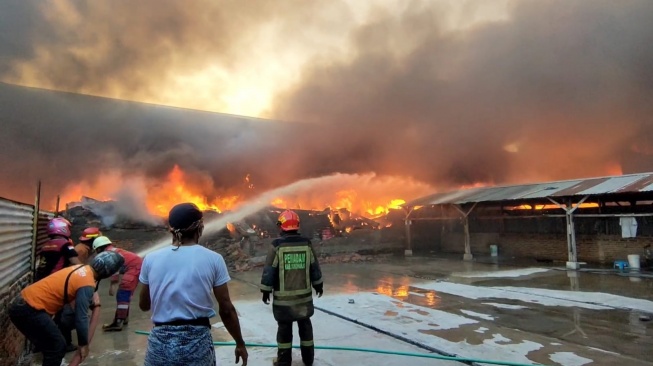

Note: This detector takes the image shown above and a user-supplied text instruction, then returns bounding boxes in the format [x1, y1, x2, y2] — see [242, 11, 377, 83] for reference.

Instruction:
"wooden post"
[31, 181, 42, 278]
[55, 195, 60, 217]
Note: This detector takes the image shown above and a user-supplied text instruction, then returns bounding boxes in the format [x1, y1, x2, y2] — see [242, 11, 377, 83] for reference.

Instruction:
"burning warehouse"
[404, 172, 653, 269]
[1, 0, 653, 365]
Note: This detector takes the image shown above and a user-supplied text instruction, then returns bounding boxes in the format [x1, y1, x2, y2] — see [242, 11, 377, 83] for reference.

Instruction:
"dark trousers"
[56, 304, 76, 346]
[277, 318, 314, 366]
[8, 296, 66, 366]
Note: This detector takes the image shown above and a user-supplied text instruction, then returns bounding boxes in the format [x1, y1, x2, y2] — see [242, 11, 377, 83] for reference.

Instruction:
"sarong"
[144, 324, 216, 366]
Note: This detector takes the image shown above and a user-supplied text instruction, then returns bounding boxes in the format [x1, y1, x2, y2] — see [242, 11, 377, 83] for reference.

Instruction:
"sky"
[1, 0, 652, 210]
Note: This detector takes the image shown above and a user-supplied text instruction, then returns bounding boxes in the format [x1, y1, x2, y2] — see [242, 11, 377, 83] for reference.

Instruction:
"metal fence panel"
[0, 199, 35, 293]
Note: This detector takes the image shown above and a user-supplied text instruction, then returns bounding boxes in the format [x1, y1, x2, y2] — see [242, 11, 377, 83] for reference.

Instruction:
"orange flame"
[146, 165, 239, 216]
[60, 168, 424, 220]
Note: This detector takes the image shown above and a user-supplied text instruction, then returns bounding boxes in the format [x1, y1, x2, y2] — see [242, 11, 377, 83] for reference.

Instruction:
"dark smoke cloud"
[0, 83, 292, 205]
[0, 0, 354, 111]
[1, 0, 653, 208]
[274, 0, 653, 184]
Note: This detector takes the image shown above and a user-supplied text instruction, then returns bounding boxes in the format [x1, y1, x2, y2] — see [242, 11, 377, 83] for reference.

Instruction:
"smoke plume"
[1, 0, 652, 211]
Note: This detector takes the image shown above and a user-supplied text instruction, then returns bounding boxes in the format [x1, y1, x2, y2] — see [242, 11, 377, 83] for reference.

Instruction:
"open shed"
[403, 172, 653, 268]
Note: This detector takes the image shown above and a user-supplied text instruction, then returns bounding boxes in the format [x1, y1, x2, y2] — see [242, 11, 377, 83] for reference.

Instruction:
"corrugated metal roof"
[406, 172, 653, 207]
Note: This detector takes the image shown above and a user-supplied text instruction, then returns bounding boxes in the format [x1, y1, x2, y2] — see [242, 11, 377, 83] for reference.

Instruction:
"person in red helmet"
[93, 236, 143, 331]
[75, 227, 102, 264]
[35, 218, 81, 281]
[260, 210, 323, 366]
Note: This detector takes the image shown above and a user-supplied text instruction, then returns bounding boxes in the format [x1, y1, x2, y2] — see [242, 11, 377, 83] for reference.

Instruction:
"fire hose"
[134, 330, 548, 366]
[68, 305, 101, 366]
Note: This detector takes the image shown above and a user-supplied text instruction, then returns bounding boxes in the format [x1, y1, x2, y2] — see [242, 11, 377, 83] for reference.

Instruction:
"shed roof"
[406, 172, 653, 207]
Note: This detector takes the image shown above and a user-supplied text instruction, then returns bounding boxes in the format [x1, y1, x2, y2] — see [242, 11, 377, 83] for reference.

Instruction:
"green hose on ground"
[135, 330, 547, 366]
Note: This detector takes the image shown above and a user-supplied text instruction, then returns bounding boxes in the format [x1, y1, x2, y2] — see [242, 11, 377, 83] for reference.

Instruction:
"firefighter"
[93, 236, 143, 331]
[76, 227, 102, 264]
[58, 227, 104, 352]
[260, 210, 324, 366]
[9, 251, 124, 366]
[35, 217, 81, 281]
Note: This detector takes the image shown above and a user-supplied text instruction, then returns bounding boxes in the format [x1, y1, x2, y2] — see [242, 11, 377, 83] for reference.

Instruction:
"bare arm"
[139, 284, 151, 311]
[213, 284, 245, 346]
[69, 257, 82, 265]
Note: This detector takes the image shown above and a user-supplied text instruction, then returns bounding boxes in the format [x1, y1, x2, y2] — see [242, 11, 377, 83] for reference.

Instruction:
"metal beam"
[569, 195, 590, 214]
[453, 202, 478, 217]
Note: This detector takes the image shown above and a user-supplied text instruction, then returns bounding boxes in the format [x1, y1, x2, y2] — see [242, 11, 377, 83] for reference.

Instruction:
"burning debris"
[65, 196, 166, 231]
[61, 196, 401, 271]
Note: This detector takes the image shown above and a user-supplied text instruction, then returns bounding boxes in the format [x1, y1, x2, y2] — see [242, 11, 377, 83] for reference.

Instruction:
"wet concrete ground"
[50, 257, 653, 366]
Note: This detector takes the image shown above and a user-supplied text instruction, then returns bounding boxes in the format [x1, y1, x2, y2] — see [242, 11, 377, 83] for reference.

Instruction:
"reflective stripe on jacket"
[261, 234, 323, 307]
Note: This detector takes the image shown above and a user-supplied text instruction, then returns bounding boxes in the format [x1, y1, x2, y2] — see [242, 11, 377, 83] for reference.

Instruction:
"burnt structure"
[403, 172, 653, 268]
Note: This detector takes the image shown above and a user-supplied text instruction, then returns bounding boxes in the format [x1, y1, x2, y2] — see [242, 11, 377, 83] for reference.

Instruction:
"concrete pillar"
[404, 219, 413, 257]
[463, 216, 473, 261]
[566, 211, 579, 269]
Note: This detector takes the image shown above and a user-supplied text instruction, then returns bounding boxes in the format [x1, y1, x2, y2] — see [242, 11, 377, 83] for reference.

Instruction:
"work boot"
[103, 319, 124, 332]
[272, 357, 291, 366]
[273, 348, 292, 366]
[301, 346, 314, 365]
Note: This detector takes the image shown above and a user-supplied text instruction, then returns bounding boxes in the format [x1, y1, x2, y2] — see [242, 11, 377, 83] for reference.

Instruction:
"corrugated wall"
[0, 198, 53, 366]
[0, 199, 34, 293]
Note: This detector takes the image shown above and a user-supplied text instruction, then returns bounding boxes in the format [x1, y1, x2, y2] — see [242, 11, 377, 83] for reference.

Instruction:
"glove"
[313, 283, 323, 298]
[262, 291, 271, 305]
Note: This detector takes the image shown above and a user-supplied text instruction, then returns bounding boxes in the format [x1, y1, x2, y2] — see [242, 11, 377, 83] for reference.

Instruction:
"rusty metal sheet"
[550, 178, 610, 197]
[405, 173, 653, 208]
[433, 189, 483, 205]
[615, 174, 653, 193]
[577, 175, 646, 195]
[0, 198, 34, 293]
[518, 180, 584, 199]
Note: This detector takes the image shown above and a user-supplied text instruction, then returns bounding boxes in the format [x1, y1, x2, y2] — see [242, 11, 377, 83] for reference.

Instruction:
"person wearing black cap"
[138, 202, 248, 366]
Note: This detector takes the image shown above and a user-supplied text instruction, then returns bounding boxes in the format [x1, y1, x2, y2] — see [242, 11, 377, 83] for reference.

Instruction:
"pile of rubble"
[206, 236, 392, 273]
[204, 238, 258, 272]
[318, 252, 391, 264]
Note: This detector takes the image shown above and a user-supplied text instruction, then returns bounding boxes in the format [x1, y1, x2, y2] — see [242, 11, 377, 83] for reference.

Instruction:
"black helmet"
[91, 251, 124, 279]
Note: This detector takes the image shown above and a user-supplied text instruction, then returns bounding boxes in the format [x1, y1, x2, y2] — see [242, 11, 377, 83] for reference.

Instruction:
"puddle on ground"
[408, 309, 429, 316]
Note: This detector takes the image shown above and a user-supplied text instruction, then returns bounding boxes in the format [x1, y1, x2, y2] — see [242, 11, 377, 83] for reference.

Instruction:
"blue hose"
[135, 330, 547, 366]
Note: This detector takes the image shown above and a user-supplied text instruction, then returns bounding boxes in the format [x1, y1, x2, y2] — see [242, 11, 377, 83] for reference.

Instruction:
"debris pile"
[318, 253, 392, 264]
[65, 196, 165, 232]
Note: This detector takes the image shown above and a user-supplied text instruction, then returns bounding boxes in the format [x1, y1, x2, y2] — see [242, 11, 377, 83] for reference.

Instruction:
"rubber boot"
[102, 319, 124, 332]
[273, 349, 292, 366]
[301, 346, 314, 365]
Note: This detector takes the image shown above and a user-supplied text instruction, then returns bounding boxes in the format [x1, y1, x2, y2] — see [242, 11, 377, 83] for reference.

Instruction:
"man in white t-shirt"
[139, 203, 248, 366]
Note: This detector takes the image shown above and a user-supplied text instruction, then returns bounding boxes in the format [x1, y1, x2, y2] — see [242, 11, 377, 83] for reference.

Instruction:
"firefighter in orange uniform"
[9, 251, 124, 366]
[58, 227, 103, 352]
[261, 210, 323, 366]
[93, 236, 143, 331]
[35, 218, 81, 281]
[75, 227, 102, 264]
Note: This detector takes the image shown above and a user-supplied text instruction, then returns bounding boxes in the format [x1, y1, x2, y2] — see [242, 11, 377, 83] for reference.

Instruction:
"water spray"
[136, 174, 348, 257]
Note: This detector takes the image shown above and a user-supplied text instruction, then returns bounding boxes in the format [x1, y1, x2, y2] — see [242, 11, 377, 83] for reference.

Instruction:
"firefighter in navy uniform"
[261, 210, 323, 366]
